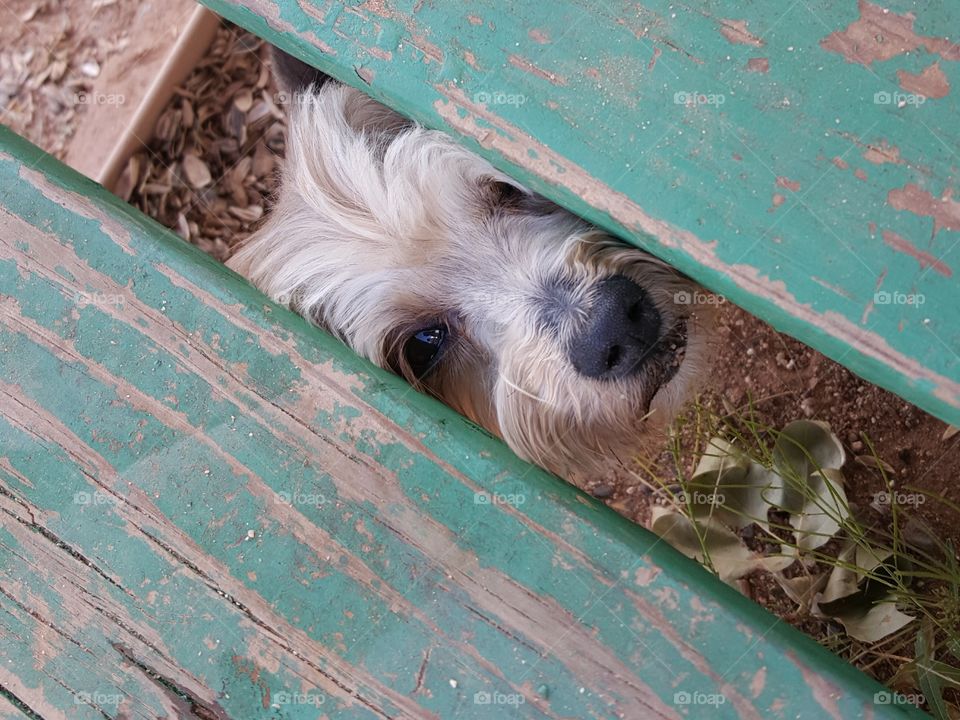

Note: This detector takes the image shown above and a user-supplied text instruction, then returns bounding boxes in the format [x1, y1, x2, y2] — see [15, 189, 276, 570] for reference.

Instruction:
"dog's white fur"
[229, 83, 713, 478]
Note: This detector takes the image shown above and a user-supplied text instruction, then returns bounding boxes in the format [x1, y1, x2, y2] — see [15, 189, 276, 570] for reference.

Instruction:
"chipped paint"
[788, 652, 847, 720]
[354, 0, 444, 64]
[750, 667, 767, 699]
[719, 19, 764, 47]
[508, 54, 568, 86]
[776, 177, 801, 192]
[811, 276, 855, 301]
[888, 183, 960, 236]
[746, 57, 769, 73]
[355, 65, 375, 84]
[528, 28, 549, 44]
[648, 46, 662, 72]
[821, 0, 960, 66]
[897, 62, 951, 99]
[881, 229, 953, 277]
[862, 140, 902, 165]
[635, 566, 661, 586]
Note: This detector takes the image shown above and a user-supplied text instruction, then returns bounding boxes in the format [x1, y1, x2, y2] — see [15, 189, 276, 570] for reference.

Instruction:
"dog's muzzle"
[567, 274, 671, 382]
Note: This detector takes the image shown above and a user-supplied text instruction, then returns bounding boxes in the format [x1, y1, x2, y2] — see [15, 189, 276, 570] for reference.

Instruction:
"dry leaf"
[774, 572, 827, 610]
[650, 508, 792, 584]
[832, 602, 915, 644]
[125, 25, 283, 259]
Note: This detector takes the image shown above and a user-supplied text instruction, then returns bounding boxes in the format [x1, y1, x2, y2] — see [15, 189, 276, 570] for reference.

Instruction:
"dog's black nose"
[567, 275, 661, 380]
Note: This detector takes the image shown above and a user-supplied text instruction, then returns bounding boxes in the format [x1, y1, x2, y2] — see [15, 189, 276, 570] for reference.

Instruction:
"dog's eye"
[404, 326, 447, 378]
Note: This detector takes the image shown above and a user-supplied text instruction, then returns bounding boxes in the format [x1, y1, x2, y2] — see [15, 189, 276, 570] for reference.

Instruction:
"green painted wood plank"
[198, 0, 960, 429]
[0, 128, 926, 717]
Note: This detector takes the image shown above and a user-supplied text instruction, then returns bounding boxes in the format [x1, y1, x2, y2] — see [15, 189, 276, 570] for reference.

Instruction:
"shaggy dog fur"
[229, 51, 715, 479]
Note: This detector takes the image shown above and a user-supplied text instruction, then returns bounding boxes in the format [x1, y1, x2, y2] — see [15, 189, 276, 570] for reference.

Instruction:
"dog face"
[228, 53, 714, 478]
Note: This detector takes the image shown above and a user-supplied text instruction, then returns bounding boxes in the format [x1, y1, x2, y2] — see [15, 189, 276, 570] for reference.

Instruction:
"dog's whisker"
[498, 370, 555, 408]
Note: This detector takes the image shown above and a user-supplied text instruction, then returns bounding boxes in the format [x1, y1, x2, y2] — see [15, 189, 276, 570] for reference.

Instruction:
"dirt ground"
[605, 303, 960, 550]
[4, 0, 958, 694]
[708, 305, 959, 553]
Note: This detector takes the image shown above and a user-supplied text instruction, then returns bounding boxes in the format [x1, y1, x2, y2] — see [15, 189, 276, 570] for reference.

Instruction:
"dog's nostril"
[605, 345, 622, 371]
[626, 301, 643, 322]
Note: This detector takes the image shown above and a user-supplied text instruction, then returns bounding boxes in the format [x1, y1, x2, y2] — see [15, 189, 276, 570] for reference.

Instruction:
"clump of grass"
[636, 396, 960, 716]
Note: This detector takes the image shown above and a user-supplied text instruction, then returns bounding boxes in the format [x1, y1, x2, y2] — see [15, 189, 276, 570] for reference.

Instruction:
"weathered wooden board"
[0, 128, 925, 717]
[198, 0, 960, 428]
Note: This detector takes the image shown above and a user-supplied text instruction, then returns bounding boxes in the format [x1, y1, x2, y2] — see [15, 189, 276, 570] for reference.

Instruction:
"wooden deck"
[0, 125, 927, 717]
[199, 0, 960, 429]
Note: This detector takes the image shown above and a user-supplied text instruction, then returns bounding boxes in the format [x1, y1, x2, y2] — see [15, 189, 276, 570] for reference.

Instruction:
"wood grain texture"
[0, 129, 925, 717]
[197, 0, 960, 428]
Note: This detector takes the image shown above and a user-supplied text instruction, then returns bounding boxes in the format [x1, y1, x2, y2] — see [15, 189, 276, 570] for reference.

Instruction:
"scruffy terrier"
[228, 50, 715, 479]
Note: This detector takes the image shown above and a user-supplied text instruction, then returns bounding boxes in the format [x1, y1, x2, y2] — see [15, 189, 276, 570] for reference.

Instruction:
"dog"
[228, 49, 715, 480]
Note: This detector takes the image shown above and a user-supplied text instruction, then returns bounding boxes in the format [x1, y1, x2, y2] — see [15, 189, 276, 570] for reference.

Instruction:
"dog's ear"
[271, 46, 332, 95]
[271, 45, 412, 137]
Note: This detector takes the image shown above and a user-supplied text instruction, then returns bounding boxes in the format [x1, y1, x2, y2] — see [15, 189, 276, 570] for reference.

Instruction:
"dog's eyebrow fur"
[477, 177, 562, 219]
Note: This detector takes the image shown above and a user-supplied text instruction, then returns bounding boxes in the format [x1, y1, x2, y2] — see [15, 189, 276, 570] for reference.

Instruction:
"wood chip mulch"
[122, 24, 285, 262]
[0, 0, 126, 159]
